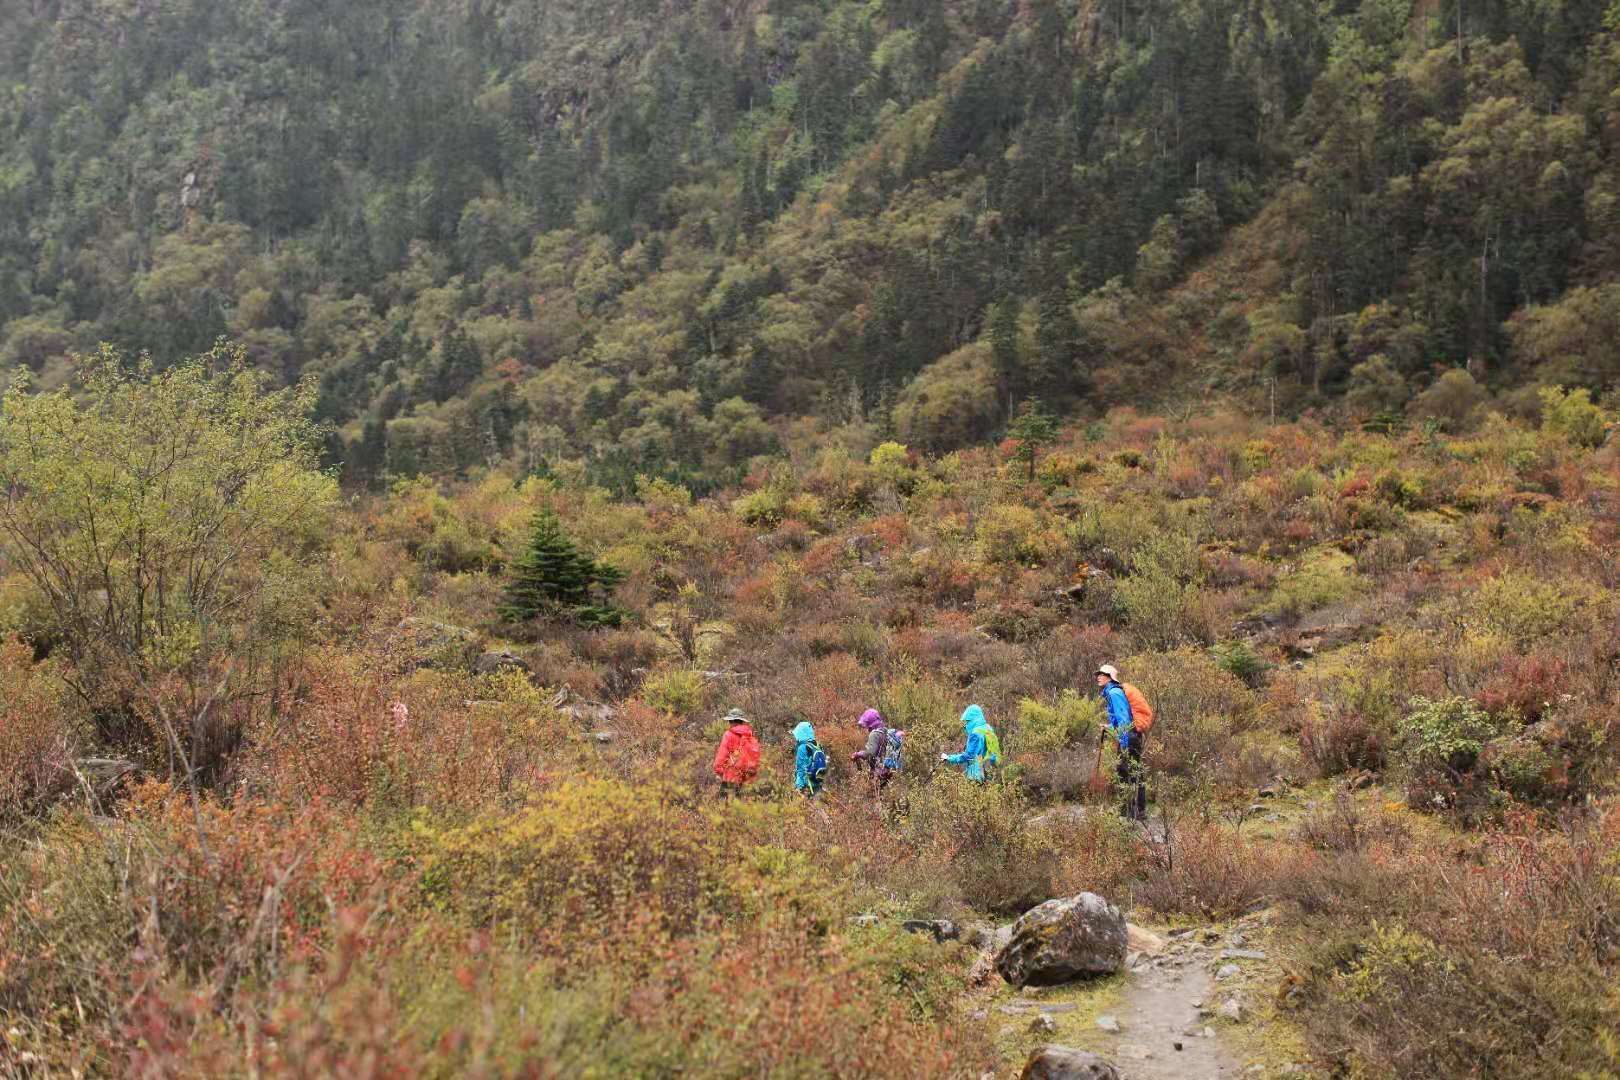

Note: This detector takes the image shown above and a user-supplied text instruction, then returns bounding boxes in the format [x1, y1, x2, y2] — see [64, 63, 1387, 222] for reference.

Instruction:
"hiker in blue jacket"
[793, 720, 826, 796]
[1096, 664, 1145, 821]
[940, 704, 997, 782]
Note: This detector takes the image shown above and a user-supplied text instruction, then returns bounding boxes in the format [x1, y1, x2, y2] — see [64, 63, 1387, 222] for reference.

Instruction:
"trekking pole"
[1087, 729, 1112, 797]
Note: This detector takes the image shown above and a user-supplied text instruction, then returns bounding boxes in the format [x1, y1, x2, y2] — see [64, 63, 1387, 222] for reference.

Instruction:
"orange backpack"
[734, 729, 762, 781]
[1122, 683, 1154, 733]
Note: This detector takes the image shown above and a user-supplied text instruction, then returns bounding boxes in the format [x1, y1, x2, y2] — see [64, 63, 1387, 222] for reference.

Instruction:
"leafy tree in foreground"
[500, 511, 626, 628]
[0, 343, 337, 784]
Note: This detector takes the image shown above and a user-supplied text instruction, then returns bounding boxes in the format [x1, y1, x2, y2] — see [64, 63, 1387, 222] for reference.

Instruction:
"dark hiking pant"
[1116, 730, 1146, 821]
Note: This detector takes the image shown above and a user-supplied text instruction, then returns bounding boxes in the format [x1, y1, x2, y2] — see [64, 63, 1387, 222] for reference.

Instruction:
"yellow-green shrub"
[643, 667, 709, 716]
[379, 477, 500, 572]
[1015, 691, 1104, 754]
[1468, 572, 1587, 648]
[1263, 551, 1362, 620]
[1538, 385, 1610, 448]
[731, 488, 787, 526]
[420, 779, 760, 938]
[1115, 534, 1211, 648]
[875, 669, 962, 773]
[976, 503, 1065, 565]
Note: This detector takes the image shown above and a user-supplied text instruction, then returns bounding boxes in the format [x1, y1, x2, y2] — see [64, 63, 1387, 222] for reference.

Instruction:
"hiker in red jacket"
[712, 707, 761, 796]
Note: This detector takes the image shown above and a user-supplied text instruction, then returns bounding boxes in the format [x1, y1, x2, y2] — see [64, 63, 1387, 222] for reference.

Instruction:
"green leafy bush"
[1396, 696, 1508, 810]
[904, 775, 1053, 916]
[1116, 534, 1211, 649]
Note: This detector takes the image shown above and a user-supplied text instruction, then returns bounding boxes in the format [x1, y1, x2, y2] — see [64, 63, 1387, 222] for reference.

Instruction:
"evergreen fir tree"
[989, 297, 1023, 418]
[354, 416, 387, 489]
[1008, 397, 1058, 483]
[499, 511, 626, 627]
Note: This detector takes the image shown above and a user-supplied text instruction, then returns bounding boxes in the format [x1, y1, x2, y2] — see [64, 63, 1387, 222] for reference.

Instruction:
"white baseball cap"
[1095, 664, 1120, 680]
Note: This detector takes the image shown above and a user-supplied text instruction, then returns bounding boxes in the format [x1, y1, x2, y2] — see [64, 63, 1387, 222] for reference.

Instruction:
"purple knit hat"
[858, 708, 884, 730]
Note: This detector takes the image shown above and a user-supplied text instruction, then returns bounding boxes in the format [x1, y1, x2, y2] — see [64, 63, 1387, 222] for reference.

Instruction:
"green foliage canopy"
[0, 343, 336, 767]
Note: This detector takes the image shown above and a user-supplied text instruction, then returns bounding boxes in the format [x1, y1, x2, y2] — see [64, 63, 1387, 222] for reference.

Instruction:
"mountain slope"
[2, 0, 1617, 488]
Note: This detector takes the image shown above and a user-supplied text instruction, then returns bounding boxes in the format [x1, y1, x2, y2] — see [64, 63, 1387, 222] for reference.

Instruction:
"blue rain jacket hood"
[960, 704, 985, 733]
[793, 721, 816, 743]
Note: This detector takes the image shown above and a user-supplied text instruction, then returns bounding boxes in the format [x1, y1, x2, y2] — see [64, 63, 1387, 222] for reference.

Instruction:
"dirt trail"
[1098, 943, 1239, 1080]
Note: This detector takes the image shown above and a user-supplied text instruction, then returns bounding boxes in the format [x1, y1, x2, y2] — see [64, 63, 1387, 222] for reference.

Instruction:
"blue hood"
[960, 705, 985, 733]
[793, 721, 816, 743]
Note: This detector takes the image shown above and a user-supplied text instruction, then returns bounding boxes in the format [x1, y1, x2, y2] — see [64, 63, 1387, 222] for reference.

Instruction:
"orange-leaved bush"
[0, 637, 80, 820]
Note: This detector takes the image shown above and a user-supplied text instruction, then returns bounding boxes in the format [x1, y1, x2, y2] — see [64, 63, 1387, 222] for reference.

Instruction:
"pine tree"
[1008, 397, 1058, 483]
[988, 297, 1023, 418]
[354, 416, 387, 489]
[499, 511, 626, 627]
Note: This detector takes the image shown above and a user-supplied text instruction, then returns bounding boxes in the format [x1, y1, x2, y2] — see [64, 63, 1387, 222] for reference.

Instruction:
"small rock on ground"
[1127, 923, 1168, 955]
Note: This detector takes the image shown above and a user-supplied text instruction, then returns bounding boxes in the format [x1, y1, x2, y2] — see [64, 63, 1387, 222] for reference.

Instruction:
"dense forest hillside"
[3, 0, 1617, 490]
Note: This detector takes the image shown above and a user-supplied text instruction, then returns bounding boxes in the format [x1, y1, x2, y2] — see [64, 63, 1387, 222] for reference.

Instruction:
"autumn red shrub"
[1202, 548, 1277, 589]
[1300, 706, 1389, 776]
[802, 652, 872, 732]
[870, 512, 912, 550]
[576, 626, 663, 699]
[0, 786, 392, 1072]
[0, 638, 80, 820]
[246, 653, 567, 813]
[1285, 806, 1620, 1079]
[516, 636, 606, 697]
[907, 550, 978, 606]
[798, 535, 842, 576]
[1048, 810, 1149, 899]
[1292, 794, 1411, 852]
[732, 565, 778, 609]
[1134, 819, 1277, 919]
[1475, 654, 1568, 722]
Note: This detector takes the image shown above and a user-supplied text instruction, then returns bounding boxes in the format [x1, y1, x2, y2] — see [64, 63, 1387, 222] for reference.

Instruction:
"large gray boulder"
[996, 893, 1128, 987]
[1020, 1046, 1122, 1080]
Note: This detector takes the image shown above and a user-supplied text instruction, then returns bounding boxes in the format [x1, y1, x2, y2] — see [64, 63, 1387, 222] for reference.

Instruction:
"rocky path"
[1097, 935, 1239, 1080]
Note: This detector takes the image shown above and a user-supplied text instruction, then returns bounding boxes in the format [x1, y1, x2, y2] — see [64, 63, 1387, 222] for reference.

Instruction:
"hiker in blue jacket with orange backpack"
[1096, 664, 1152, 821]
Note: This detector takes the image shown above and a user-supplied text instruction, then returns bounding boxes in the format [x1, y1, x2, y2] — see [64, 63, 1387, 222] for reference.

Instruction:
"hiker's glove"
[939, 753, 948, 762]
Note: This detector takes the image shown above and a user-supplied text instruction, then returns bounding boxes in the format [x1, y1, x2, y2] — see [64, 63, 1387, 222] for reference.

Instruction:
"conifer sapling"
[500, 511, 626, 627]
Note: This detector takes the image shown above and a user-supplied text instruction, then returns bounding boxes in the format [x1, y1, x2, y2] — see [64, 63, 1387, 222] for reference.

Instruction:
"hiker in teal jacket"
[941, 705, 997, 782]
[793, 721, 825, 796]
